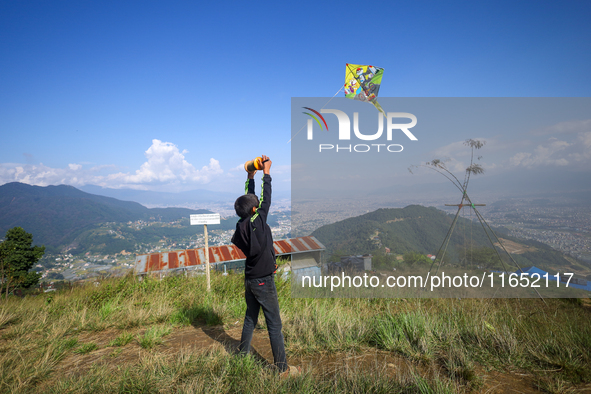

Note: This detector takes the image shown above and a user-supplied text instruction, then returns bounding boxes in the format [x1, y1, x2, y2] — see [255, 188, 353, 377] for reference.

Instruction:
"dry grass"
[0, 272, 589, 393]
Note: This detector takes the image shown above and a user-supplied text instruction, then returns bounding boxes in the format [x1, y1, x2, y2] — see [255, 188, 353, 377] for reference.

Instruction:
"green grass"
[73, 342, 98, 354]
[41, 349, 460, 394]
[0, 272, 589, 393]
[137, 325, 172, 349]
[108, 331, 134, 347]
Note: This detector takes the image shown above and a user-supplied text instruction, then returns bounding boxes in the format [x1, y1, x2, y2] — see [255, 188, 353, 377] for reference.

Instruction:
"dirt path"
[51, 324, 591, 394]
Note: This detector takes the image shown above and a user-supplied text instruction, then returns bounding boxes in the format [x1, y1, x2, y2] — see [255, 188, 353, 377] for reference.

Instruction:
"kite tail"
[372, 99, 387, 118]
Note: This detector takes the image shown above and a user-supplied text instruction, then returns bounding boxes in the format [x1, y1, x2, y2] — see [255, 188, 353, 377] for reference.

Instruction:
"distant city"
[293, 195, 591, 264]
[478, 202, 591, 264]
[143, 198, 292, 218]
[36, 194, 590, 283]
[37, 209, 291, 283]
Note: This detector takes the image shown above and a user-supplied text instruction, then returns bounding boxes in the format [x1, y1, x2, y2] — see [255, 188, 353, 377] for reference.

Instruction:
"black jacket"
[231, 174, 276, 279]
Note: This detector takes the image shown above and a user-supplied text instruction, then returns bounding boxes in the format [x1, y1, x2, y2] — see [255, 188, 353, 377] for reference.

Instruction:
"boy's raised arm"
[245, 169, 256, 194]
[257, 155, 272, 222]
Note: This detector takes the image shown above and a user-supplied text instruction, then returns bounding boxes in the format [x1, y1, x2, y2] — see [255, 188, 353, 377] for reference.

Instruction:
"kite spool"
[244, 157, 264, 173]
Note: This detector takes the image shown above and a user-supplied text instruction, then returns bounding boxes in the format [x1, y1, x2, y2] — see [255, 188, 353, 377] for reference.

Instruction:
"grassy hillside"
[65, 214, 280, 256]
[312, 205, 504, 259]
[67, 218, 239, 255]
[312, 205, 577, 271]
[0, 182, 210, 253]
[0, 273, 589, 393]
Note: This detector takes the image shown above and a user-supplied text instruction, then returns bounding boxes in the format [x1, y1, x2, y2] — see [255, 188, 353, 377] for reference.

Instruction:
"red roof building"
[133, 236, 325, 275]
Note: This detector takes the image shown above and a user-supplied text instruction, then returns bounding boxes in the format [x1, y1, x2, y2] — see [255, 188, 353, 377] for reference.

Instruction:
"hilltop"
[0, 182, 211, 253]
[311, 205, 577, 271]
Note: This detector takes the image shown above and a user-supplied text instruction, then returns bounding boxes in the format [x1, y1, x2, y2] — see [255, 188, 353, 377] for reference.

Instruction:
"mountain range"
[311, 205, 578, 271]
[78, 185, 236, 207]
[1, 182, 583, 274]
[79, 184, 291, 207]
[0, 182, 211, 253]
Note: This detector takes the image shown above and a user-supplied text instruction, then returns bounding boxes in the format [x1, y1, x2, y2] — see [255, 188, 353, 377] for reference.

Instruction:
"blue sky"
[1, 0, 590, 194]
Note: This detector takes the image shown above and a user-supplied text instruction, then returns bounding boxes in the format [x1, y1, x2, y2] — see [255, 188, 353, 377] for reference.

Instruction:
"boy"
[231, 155, 298, 376]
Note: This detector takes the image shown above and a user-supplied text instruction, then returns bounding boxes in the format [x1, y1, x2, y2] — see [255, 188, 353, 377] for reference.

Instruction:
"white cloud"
[0, 139, 224, 191]
[0, 162, 98, 187]
[507, 120, 591, 169]
[510, 138, 572, 168]
[106, 140, 222, 186]
[230, 163, 245, 172]
[579, 131, 591, 148]
[431, 141, 472, 159]
[532, 119, 591, 136]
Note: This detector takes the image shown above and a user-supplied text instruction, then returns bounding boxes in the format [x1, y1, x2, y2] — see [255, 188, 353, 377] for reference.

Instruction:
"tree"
[372, 252, 398, 270]
[403, 251, 431, 267]
[46, 272, 64, 280]
[461, 246, 499, 269]
[0, 227, 45, 298]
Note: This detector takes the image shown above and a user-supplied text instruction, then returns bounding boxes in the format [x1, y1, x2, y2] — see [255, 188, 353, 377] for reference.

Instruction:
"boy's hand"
[247, 170, 256, 179]
[261, 155, 272, 175]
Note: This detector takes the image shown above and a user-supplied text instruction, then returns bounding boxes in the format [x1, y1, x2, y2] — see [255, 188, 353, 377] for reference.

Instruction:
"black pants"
[239, 273, 288, 372]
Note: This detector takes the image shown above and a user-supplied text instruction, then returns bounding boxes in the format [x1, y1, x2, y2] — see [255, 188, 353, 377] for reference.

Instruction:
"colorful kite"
[344, 63, 386, 117]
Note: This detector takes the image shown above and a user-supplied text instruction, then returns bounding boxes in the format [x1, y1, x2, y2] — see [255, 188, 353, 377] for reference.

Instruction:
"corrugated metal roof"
[134, 236, 325, 275]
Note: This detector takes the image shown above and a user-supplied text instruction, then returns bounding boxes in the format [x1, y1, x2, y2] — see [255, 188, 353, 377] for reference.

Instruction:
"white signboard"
[190, 213, 220, 225]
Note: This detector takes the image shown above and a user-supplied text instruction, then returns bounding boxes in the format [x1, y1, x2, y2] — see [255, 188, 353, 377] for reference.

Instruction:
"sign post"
[204, 223, 209, 291]
[190, 213, 221, 292]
